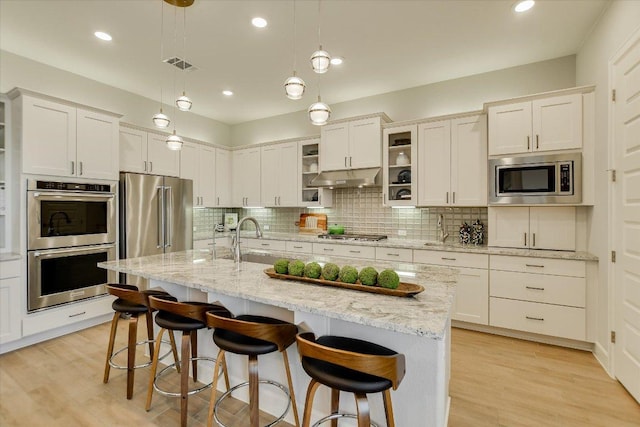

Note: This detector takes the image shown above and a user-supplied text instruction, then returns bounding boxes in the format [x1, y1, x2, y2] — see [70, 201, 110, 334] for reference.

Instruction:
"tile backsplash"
[193, 187, 488, 244]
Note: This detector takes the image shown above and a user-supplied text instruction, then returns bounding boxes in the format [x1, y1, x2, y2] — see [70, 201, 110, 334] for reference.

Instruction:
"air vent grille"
[163, 56, 197, 71]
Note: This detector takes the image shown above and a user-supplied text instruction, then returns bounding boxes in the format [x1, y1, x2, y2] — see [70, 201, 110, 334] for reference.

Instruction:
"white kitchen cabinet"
[320, 116, 382, 171]
[299, 139, 332, 207]
[261, 141, 298, 207]
[215, 148, 232, 207]
[488, 93, 582, 155]
[119, 128, 179, 177]
[383, 125, 417, 206]
[414, 250, 489, 325]
[232, 147, 261, 207]
[180, 142, 216, 207]
[418, 115, 487, 207]
[312, 242, 376, 260]
[0, 259, 21, 344]
[488, 206, 576, 251]
[18, 93, 119, 180]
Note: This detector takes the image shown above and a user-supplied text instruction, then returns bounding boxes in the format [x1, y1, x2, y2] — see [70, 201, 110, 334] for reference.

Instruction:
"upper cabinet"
[214, 148, 232, 207]
[383, 125, 417, 207]
[320, 116, 382, 171]
[261, 141, 298, 207]
[488, 93, 582, 156]
[180, 142, 216, 207]
[299, 138, 332, 207]
[232, 147, 261, 207]
[119, 127, 180, 177]
[418, 114, 487, 207]
[16, 92, 120, 180]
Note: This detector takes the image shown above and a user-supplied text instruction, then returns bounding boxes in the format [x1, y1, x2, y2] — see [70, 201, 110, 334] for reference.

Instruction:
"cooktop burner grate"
[317, 234, 388, 242]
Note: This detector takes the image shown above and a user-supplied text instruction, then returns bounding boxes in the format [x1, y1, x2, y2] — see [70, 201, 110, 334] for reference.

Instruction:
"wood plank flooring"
[0, 322, 638, 426]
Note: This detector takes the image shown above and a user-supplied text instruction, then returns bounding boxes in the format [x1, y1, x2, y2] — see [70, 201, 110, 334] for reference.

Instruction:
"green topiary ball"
[358, 266, 378, 286]
[304, 262, 322, 279]
[339, 266, 359, 284]
[321, 263, 340, 281]
[378, 269, 400, 289]
[288, 260, 305, 276]
[274, 259, 290, 274]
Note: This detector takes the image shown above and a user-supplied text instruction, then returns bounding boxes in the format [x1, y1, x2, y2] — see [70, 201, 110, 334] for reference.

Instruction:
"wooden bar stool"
[205, 310, 301, 427]
[296, 332, 406, 427]
[146, 295, 231, 427]
[103, 284, 178, 399]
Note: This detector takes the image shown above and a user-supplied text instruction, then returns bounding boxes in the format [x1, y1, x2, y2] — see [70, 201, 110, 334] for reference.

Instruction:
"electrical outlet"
[193, 226, 197, 232]
[263, 224, 270, 230]
[398, 229, 407, 236]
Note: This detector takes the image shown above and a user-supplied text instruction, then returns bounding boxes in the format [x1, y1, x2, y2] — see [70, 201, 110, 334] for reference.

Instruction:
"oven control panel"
[35, 180, 113, 192]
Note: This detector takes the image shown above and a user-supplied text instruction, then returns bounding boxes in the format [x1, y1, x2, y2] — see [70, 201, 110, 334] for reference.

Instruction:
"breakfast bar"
[99, 249, 457, 427]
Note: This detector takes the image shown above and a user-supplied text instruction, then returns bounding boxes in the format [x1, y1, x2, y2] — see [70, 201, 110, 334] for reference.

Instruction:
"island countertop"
[99, 250, 457, 339]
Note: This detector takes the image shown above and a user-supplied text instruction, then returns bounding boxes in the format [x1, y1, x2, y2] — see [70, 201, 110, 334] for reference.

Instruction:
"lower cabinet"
[0, 259, 21, 344]
[489, 255, 586, 341]
[312, 243, 376, 260]
[285, 241, 313, 255]
[413, 250, 489, 325]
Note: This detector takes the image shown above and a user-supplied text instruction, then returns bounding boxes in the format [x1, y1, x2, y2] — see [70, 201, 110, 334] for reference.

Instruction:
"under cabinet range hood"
[309, 168, 381, 188]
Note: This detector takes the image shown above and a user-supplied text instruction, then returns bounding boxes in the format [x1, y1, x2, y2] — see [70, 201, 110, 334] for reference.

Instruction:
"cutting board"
[299, 213, 327, 234]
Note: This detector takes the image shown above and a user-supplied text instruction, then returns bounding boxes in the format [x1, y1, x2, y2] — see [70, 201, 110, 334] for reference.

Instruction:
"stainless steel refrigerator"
[119, 172, 193, 287]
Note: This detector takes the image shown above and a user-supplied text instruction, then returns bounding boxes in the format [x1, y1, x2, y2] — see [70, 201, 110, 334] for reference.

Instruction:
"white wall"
[230, 55, 576, 147]
[0, 50, 231, 146]
[576, 0, 640, 373]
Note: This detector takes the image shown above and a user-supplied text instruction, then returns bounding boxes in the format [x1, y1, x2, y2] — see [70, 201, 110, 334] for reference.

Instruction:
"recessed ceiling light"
[222, 90, 234, 96]
[251, 17, 267, 28]
[94, 31, 112, 41]
[514, 0, 535, 13]
[330, 57, 343, 66]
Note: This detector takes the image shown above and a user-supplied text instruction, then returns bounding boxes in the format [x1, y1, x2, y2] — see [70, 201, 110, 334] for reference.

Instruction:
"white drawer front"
[285, 241, 313, 254]
[490, 255, 585, 277]
[247, 239, 286, 251]
[0, 260, 20, 279]
[312, 243, 375, 260]
[413, 250, 488, 269]
[490, 297, 586, 341]
[490, 270, 585, 307]
[22, 296, 114, 337]
[375, 247, 413, 262]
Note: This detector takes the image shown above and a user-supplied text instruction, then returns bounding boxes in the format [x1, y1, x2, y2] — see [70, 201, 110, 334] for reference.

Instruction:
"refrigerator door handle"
[165, 186, 173, 248]
[157, 186, 164, 248]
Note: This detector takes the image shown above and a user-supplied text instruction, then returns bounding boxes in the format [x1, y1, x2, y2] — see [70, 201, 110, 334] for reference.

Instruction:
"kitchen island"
[99, 250, 457, 427]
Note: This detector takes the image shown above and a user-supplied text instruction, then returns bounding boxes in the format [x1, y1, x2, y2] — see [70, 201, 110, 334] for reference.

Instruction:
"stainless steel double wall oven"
[27, 179, 117, 311]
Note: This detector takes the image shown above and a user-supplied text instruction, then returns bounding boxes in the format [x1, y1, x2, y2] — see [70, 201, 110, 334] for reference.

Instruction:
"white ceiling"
[0, 0, 608, 125]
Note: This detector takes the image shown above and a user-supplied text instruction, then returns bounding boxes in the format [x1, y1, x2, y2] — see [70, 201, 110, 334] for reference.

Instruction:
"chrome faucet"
[232, 216, 263, 263]
[437, 214, 449, 243]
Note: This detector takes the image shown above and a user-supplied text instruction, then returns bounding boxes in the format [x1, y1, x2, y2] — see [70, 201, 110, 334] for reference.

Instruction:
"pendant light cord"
[182, 5, 187, 92]
[292, 0, 297, 73]
[159, 0, 165, 110]
[317, 0, 322, 48]
[173, 5, 178, 132]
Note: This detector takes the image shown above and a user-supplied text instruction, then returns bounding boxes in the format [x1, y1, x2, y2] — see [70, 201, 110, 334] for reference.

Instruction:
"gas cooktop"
[317, 234, 388, 242]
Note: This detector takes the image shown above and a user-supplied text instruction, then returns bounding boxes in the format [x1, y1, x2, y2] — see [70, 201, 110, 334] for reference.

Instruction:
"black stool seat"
[213, 315, 289, 355]
[112, 298, 148, 314]
[302, 336, 395, 394]
[155, 310, 205, 331]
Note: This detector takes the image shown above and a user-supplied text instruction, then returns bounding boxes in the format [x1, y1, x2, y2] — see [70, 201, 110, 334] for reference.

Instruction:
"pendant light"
[175, 2, 192, 111]
[308, 95, 331, 126]
[283, 0, 305, 100]
[310, 0, 331, 74]
[166, 130, 183, 150]
[152, 0, 171, 129]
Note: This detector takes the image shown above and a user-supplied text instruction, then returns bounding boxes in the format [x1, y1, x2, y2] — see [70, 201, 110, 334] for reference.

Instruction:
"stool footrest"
[214, 379, 291, 427]
[153, 356, 219, 398]
[109, 339, 173, 370]
[312, 413, 379, 427]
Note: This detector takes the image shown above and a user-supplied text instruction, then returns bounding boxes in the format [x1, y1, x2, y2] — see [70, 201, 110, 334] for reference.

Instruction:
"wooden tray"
[264, 268, 424, 297]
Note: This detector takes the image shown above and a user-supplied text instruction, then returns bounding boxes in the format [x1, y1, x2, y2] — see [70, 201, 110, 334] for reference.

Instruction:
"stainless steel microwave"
[489, 153, 581, 204]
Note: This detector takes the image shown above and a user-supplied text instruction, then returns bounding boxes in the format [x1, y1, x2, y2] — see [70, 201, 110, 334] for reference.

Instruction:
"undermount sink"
[219, 252, 281, 265]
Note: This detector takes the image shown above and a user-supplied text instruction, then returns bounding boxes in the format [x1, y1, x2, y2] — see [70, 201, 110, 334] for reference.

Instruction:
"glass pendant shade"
[152, 110, 171, 128]
[284, 74, 306, 100]
[310, 47, 331, 74]
[166, 131, 183, 151]
[308, 97, 331, 126]
[176, 93, 192, 111]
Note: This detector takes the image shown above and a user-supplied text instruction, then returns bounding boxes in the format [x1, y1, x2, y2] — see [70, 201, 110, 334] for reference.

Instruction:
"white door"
[349, 117, 381, 169]
[529, 206, 576, 251]
[417, 120, 450, 206]
[119, 128, 148, 173]
[320, 122, 349, 171]
[488, 101, 531, 155]
[180, 142, 200, 205]
[451, 115, 487, 206]
[147, 133, 179, 177]
[76, 109, 118, 180]
[612, 30, 640, 403]
[487, 207, 529, 248]
[215, 148, 231, 206]
[532, 93, 582, 152]
[199, 146, 216, 207]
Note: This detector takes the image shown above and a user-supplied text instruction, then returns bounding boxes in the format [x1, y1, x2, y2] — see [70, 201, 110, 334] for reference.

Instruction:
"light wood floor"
[0, 322, 638, 426]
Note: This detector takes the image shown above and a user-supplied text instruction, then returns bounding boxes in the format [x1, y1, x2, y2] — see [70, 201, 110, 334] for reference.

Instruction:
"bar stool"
[146, 295, 231, 427]
[296, 332, 406, 427]
[103, 284, 178, 399]
[205, 310, 301, 427]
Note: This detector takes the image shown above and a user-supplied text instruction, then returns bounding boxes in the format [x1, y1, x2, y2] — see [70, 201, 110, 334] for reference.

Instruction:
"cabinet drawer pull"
[525, 264, 545, 268]
[525, 316, 544, 321]
[349, 250, 361, 254]
[261, 243, 270, 247]
[441, 257, 457, 261]
[323, 248, 334, 252]
[387, 253, 400, 257]
[293, 246, 303, 249]
[68, 311, 86, 318]
[525, 286, 545, 291]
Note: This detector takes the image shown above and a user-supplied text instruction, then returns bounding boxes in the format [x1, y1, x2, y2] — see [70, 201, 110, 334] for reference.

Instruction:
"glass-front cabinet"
[383, 124, 417, 207]
[299, 138, 332, 207]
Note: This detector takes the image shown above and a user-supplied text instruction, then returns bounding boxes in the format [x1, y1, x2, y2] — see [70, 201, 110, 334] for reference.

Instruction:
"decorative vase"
[396, 152, 409, 166]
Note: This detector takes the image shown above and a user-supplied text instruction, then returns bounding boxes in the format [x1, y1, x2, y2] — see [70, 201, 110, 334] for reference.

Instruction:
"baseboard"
[593, 341, 613, 378]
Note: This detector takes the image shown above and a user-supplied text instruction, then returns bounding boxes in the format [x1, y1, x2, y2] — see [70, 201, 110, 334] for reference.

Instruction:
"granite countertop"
[200, 231, 598, 261]
[99, 250, 457, 340]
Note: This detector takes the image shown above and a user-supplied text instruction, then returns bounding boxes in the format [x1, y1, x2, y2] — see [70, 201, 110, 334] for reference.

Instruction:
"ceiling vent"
[163, 56, 197, 71]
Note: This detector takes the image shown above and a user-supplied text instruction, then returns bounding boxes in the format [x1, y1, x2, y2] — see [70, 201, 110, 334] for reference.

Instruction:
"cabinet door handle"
[524, 233, 527, 246]
[525, 286, 545, 291]
[79, 161, 83, 176]
[441, 257, 457, 261]
[452, 192, 456, 204]
[527, 136, 530, 150]
[293, 246, 303, 249]
[536, 134, 539, 149]
[318, 194, 321, 204]
[446, 192, 449, 204]
[278, 196, 281, 205]
[217, 196, 220, 206]
[71, 161, 75, 175]
[274, 196, 277, 206]
[68, 311, 86, 318]
[525, 264, 545, 268]
[144, 160, 147, 172]
[532, 233, 536, 247]
[387, 253, 400, 257]
[149, 161, 153, 172]
[344, 157, 347, 167]
[349, 157, 352, 167]
[525, 316, 544, 321]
